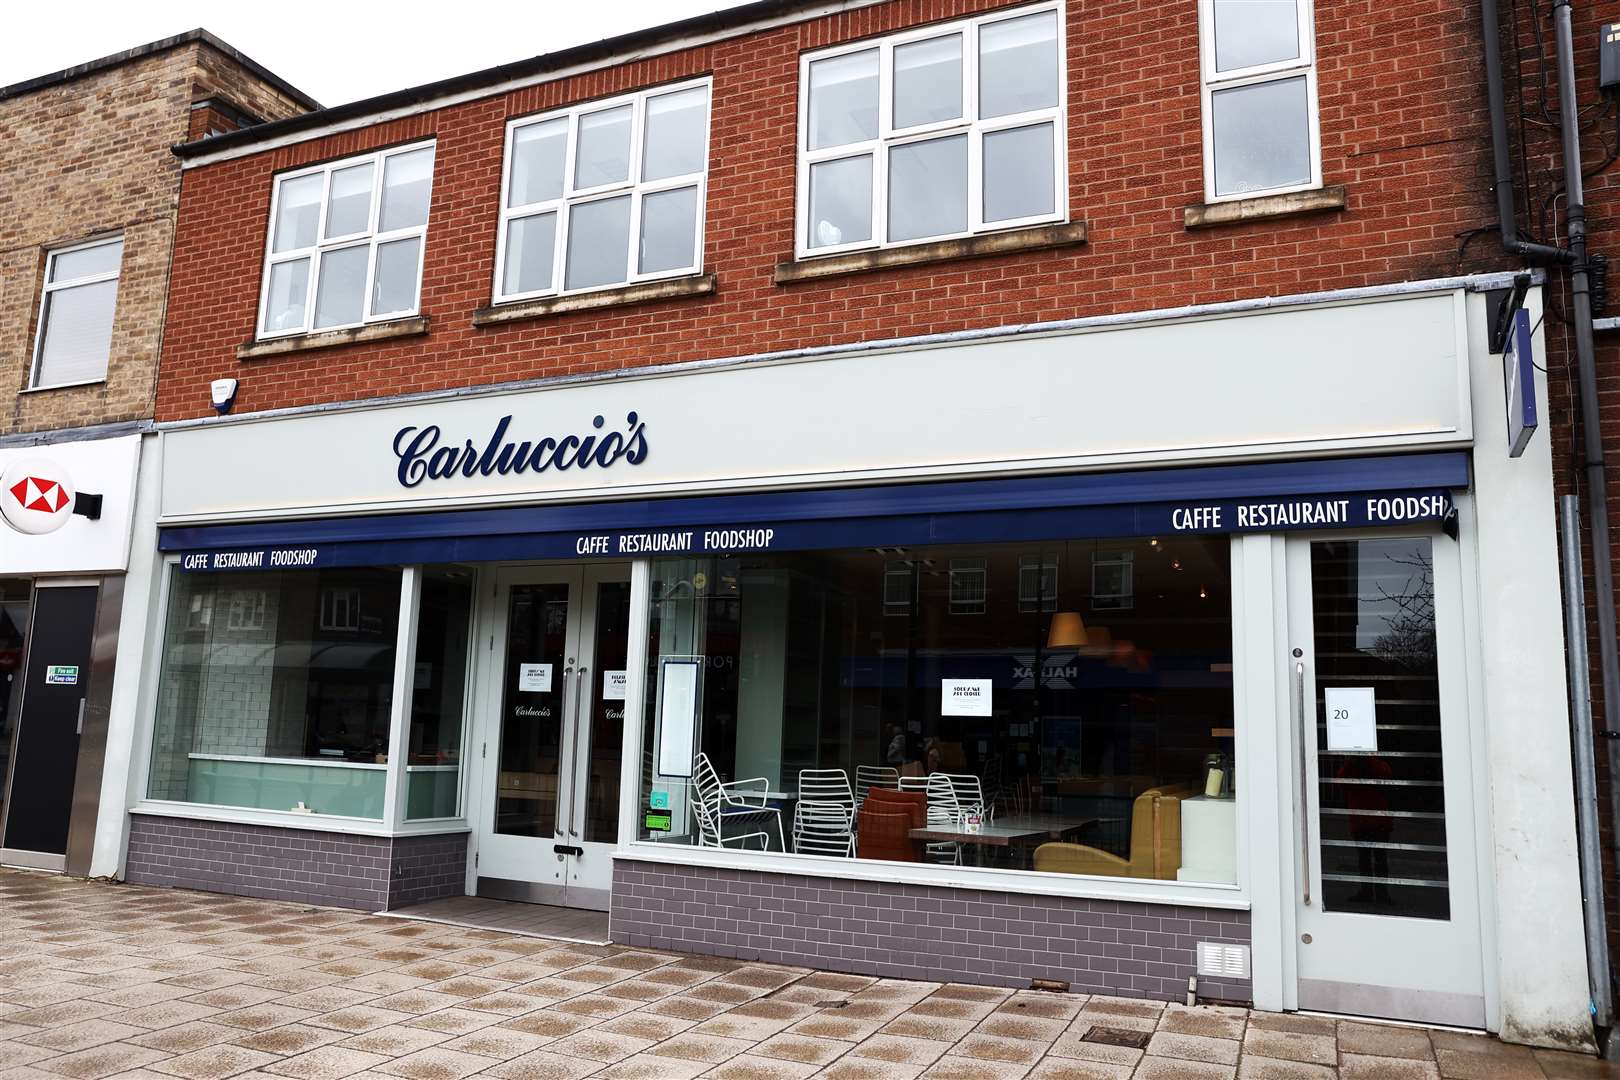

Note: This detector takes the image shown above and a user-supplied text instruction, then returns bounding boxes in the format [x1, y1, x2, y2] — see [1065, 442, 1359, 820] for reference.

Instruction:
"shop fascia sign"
[0, 457, 101, 536]
[392, 411, 649, 489]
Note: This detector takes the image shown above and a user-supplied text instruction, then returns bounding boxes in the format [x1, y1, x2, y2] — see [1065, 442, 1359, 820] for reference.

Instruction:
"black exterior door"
[2, 585, 97, 856]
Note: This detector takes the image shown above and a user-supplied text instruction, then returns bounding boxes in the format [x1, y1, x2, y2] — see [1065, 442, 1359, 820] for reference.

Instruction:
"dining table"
[908, 812, 1112, 847]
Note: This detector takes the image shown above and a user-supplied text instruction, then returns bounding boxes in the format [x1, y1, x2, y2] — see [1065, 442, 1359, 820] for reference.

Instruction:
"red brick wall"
[155, 0, 1513, 421]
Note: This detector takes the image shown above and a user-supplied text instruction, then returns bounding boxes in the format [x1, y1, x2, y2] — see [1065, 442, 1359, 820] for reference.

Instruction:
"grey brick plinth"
[610, 859, 1252, 1003]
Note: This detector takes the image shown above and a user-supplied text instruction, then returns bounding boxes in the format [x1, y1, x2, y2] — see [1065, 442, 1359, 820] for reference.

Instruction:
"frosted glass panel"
[894, 35, 962, 129]
[809, 49, 879, 149]
[983, 123, 1055, 222]
[888, 135, 967, 242]
[380, 147, 434, 232]
[808, 155, 872, 248]
[504, 213, 557, 295]
[1211, 76, 1311, 196]
[639, 186, 700, 274]
[510, 119, 568, 206]
[643, 87, 709, 181]
[273, 173, 323, 252]
[35, 280, 116, 386]
[565, 196, 631, 289]
[575, 105, 633, 189]
[325, 162, 374, 238]
[979, 11, 1059, 119]
[371, 236, 421, 316]
[1213, 0, 1300, 71]
[313, 245, 368, 329]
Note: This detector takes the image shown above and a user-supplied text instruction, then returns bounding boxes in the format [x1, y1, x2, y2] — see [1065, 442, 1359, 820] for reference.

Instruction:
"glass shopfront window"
[150, 568, 404, 818]
[405, 567, 475, 819]
[638, 538, 1239, 886]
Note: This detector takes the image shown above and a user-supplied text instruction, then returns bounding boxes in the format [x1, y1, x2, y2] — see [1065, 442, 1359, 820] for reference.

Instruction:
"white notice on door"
[517, 663, 553, 693]
[941, 679, 992, 717]
[603, 670, 627, 700]
[1325, 686, 1378, 752]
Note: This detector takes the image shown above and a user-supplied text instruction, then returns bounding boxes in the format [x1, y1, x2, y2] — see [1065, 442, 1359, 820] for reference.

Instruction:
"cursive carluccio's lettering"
[393, 411, 649, 489]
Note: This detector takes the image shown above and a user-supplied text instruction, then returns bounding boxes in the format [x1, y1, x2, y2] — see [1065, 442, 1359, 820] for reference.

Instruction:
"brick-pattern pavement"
[0, 869, 1610, 1080]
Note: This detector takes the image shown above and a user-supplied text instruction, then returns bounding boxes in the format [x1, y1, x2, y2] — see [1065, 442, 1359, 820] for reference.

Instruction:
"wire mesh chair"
[854, 765, 900, 806]
[794, 768, 856, 857]
[691, 752, 784, 850]
[899, 774, 961, 865]
[936, 773, 991, 825]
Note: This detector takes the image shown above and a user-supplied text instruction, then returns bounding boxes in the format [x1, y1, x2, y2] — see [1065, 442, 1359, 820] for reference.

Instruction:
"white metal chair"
[900, 774, 961, 865]
[936, 773, 990, 825]
[794, 768, 856, 857]
[691, 753, 784, 851]
[855, 765, 900, 806]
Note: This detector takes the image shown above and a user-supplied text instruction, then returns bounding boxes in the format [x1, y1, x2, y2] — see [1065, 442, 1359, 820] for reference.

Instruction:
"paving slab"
[0, 870, 1617, 1080]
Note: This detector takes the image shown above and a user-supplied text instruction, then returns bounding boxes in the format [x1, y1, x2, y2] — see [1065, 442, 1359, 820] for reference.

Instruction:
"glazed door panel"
[1287, 534, 1484, 1026]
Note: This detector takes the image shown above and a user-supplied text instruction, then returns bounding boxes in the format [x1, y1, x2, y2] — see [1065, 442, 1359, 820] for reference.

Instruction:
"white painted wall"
[155, 291, 1473, 524]
[1464, 288, 1594, 1051]
[89, 433, 162, 878]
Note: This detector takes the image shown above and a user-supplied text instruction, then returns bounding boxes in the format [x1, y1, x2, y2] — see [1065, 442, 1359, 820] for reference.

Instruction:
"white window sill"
[612, 840, 1249, 910]
[238, 315, 429, 360]
[1184, 185, 1347, 229]
[131, 801, 470, 838]
[20, 377, 106, 395]
[473, 274, 717, 327]
[776, 222, 1088, 284]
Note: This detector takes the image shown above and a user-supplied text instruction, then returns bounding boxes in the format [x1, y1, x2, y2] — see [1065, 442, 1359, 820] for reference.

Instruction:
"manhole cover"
[1081, 1026, 1152, 1049]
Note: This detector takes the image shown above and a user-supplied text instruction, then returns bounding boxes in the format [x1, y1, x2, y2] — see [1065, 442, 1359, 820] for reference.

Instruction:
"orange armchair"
[1033, 785, 1196, 880]
[857, 787, 927, 862]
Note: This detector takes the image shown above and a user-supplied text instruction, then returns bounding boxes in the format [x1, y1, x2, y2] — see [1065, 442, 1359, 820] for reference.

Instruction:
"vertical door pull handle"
[568, 667, 587, 838]
[76, 698, 86, 736]
[1296, 660, 1312, 907]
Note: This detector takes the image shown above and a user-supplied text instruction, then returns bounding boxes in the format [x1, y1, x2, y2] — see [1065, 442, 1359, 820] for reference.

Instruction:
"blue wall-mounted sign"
[1504, 308, 1538, 458]
[168, 452, 1467, 572]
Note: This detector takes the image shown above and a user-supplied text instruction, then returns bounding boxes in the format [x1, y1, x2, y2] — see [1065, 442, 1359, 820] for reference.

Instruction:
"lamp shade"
[1047, 611, 1088, 648]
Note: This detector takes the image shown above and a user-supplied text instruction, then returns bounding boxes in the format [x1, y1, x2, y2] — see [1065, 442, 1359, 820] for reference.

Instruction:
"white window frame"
[256, 140, 436, 340]
[794, 2, 1067, 260]
[30, 234, 123, 390]
[493, 78, 712, 305]
[1197, 0, 1321, 204]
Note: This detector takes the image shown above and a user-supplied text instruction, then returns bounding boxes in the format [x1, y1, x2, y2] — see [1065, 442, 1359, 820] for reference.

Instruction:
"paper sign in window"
[941, 678, 992, 717]
[1325, 686, 1378, 752]
[602, 670, 627, 701]
[657, 658, 700, 778]
[517, 663, 553, 693]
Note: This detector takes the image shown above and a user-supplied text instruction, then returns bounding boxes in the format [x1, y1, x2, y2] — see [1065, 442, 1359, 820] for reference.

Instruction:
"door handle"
[567, 666, 588, 839]
[1296, 660, 1312, 907]
[76, 698, 86, 736]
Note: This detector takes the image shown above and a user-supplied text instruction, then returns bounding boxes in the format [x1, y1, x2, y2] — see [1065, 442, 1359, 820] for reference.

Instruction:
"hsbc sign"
[0, 458, 101, 537]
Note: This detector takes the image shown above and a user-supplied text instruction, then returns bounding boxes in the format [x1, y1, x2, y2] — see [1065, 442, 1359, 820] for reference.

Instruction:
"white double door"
[1284, 532, 1485, 1027]
[474, 564, 632, 910]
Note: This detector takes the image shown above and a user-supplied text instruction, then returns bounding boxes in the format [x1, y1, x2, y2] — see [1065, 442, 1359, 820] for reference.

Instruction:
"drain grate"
[1081, 1026, 1152, 1049]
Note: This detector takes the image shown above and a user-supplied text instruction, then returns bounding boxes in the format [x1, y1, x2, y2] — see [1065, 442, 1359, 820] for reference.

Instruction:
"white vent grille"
[1196, 942, 1251, 978]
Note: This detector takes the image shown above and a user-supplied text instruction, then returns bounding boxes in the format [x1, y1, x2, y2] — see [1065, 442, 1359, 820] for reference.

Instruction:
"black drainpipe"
[1482, 0, 1576, 264]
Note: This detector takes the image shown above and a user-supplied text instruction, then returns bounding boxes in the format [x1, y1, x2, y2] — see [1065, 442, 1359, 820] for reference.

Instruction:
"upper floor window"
[258, 142, 435, 338]
[1199, 0, 1320, 202]
[32, 235, 123, 389]
[495, 79, 712, 303]
[796, 4, 1065, 259]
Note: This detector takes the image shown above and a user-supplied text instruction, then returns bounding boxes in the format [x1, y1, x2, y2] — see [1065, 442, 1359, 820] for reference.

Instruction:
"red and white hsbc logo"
[0, 458, 76, 535]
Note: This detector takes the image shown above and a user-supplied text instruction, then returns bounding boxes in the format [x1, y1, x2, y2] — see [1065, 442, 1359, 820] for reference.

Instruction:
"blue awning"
[163, 451, 1468, 571]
